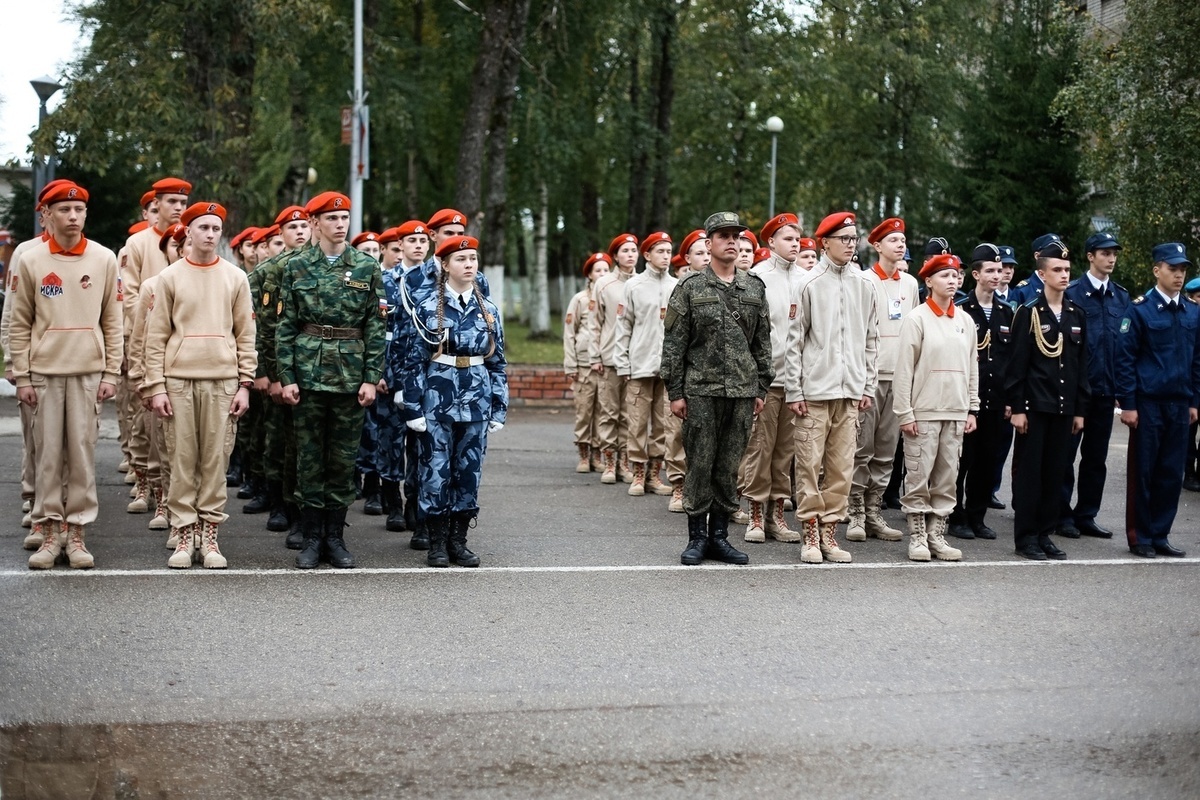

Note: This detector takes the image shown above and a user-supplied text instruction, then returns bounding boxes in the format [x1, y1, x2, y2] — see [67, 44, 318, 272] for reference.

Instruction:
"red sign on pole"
[341, 106, 353, 145]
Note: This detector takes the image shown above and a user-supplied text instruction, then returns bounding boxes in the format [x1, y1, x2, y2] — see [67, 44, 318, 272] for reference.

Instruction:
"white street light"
[765, 116, 784, 218]
[30, 76, 64, 234]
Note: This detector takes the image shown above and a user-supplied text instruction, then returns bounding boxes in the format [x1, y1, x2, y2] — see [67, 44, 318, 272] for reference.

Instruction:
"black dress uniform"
[1004, 294, 1090, 559]
[952, 292, 1015, 538]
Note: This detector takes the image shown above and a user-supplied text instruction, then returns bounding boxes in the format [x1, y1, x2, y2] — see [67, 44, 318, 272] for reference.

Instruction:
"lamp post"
[765, 116, 783, 219]
[30, 76, 63, 234]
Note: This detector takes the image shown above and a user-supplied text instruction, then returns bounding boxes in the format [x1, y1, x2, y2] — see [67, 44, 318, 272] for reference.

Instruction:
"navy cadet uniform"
[1059, 232, 1130, 538]
[371, 245, 409, 532]
[951, 245, 1015, 540]
[990, 245, 1020, 506]
[1115, 243, 1200, 557]
[402, 235, 507, 568]
[1004, 237, 1090, 560]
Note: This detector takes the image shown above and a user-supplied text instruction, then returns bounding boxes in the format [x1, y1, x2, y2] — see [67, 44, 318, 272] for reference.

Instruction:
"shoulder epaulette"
[954, 294, 971, 307]
[1132, 295, 1145, 304]
[1017, 279, 1029, 288]
[1111, 280, 1128, 293]
[678, 271, 700, 284]
[995, 296, 1014, 309]
[1186, 295, 1199, 305]
[1022, 295, 1040, 308]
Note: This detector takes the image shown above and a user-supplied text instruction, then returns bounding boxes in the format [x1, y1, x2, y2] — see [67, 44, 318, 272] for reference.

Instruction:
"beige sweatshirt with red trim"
[863, 265, 920, 378]
[141, 257, 257, 396]
[9, 238, 124, 386]
[563, 286, 596, 373]
[1, 236, 47, 373]
[587, 268, 634, 367]
[122, 225, 169, 322]
[892, 302, 980, 424]
[126, 271, 162, 388]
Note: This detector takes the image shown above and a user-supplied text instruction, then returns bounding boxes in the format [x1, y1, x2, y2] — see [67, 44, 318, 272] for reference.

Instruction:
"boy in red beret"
[564, 253, 611, 472]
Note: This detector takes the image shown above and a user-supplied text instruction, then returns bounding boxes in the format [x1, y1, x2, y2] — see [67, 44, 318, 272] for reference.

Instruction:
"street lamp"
[30, 76, 63, 234]
[765, 116, 784, 219]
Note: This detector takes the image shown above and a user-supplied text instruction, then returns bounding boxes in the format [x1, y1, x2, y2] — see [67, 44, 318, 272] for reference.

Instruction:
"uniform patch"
[262, 291, 270, 307]
[1133, 296, 1145, 304]
[80, 275, 91, 289]
[616, 303, 625, 317]
[588, 300, 595, 311]
[664, 307, 678, 330]
[789, 303, 797, 320]
[1000, 325, 1010, 334]
[8, 274, 16, 292]
[40, 272, 63, 298]
[659, 307, 666, 320]
[1120, 318, 1131, 333]
[379, 298, 388, 319]
[117, 276, 124, 302]
[565, 312, 573, 325]
[277, 300, 283, 315]
[345, 279, 370, 290]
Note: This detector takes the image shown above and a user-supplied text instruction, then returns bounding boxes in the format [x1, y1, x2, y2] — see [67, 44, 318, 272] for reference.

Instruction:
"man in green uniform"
[661, 212, 774, 566]
[277, 192, 386, 569]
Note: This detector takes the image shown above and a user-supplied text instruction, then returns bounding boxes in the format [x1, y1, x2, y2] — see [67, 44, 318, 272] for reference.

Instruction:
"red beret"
[582, 252, 612, 277]
[607, 233, 638, 256]
[814, 212, 856, 240]
[759, 213, 800, 243]
[231, 228, 259, 249]
[919, 253, 962, 279]
[152, 177, 192, 196]
[867, 217, 905, 245]
[641, 231, 673, 254]
[799, 237, 818, 253]
[159, 223, 185, 251]
[670, 254, 687, 271]
[274, 205, 308, 225]
[740, 230, 759, 249]
[678, 229, 708, 258]
[307, 192, 350, 216]
[396, 220, 429, 238]
[251, 224, 280, 245]
[377, 227, 400, 245]
[181, 202, 227, 227]
[435, 235, 479, 260]
[753, 247, 772, 266]
[42, 182, 89, 206]
[427, 208, 467, 230]
[37, 179, 74, 209]
[140, 190, 156, 209]
[351, 231, 380, 248]
[128, 221, 149, 236]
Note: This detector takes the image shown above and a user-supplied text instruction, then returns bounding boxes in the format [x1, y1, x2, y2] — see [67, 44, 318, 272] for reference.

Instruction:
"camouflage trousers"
[370, 393, 407, 483]
[355, 408, 379, 475]
[237, 390, 267, 481]
[681, 395, 755, 517]
[417, 419, 488, 517]
[292, 391, 364, 510]
[262, 398, 297, 497]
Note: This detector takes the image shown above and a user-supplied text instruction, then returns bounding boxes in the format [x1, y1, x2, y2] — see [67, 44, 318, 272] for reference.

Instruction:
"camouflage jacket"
[250, 245, 312, 382]
[660, 266, 773, 401]
[276, 244, 386, 392]
[401, 285, 508, 424]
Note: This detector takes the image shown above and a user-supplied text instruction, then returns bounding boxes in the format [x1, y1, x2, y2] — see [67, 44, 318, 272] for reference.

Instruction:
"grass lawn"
[504, 314, 564, 365]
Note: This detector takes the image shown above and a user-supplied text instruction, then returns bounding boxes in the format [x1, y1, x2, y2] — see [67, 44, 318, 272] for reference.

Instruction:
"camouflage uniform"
[371, 265, 407, 483]
[661, 266, 773, 517]
[276, 245, 386, 512]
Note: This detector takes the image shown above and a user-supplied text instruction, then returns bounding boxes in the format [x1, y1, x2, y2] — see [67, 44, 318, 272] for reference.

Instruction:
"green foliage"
[505, 315, 564, 365]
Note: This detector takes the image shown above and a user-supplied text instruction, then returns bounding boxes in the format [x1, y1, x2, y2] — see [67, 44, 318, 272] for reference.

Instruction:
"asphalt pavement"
[1, 400, 1198, 799]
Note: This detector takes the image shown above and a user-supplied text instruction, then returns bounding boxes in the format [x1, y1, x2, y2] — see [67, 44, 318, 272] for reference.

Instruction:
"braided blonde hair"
[433, 261, 496, 360]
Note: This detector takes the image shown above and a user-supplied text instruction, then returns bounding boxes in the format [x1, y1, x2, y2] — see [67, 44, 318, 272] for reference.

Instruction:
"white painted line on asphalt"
[1, 557, 1198, 578]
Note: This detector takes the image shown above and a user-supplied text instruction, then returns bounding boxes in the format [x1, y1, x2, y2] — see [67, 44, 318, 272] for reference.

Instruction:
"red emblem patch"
[659, 307, 666, 320]
[40, 272, 63, 298]
[789, 303, 797, 319]
[616, 303, 624, 317]
[565, 313, 573, 325]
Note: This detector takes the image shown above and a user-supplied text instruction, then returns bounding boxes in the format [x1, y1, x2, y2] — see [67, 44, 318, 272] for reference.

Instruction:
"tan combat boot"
[767, 499, 803, 542]
[199, 521, 228, 569]
[600, 449, 617, 484]
[149, 485, 169, 530]
[647, 460, 672, 495]
[731, 498, 750, 525]
[668, 480, 684, 513]
[845, 492, 867, 542]
[167, 524, 197, 567]
[575, 443, 590, 473]
[907, 513, 931, 561]
[618, 449, 634, 483]
[590, 446, 601, 472]
[21, 508, 32, 528]
[627, 462, 647, 496]
[800, 518, 823, 564]
[28, 522, 64, 569]
[118, 458, 130, 473]
[64, 524, 94, 569]
[926, 514, 963, 561]
[864, 490, 903, 541]
[23, 520, 46, 551]
[127, 471, 149, 513]
[819, 522, 852, 563]
[124, 467, 137, 485]
[744, 500, 766, 543]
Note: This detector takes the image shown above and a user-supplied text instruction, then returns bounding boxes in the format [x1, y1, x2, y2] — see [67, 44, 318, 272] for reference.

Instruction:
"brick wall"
[508, 364, 573, 406]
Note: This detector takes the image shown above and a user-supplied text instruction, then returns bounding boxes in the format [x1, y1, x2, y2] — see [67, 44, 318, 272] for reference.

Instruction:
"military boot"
[707, 509, 749, 565]
[447, 512, 481, 567]
[198, 520, 228, 569]
[21, 506, 32, 528]
[127, 470, 150, 513]
[600, 449, 617, 484]
[647, 459, 672, 495]
[819, 522, 852, 563]
[680, 514, 708, 566]
[575, 443, 590, 473]
[168, 524, 198, 569]
[967, 513, 998, 540]
[225, 446, 243, 487]
[800, 518, 823, 564]
[627, 461, 647, 496]
[668, 480, 685, 513]
[864, 490, 903, 541]
[766, 499, 803, 542]
[926, 515, 963, 561]
[23, 520, 46, 551]
[64, 523, 94, 570]
[266, 482, 290, 531]
[125, 468, 137, 486]
[362, 473, 383, 516]
[295, 507, 324, 570]
[845, 492, 867, 542]
[907, 513, 930, 561]
[382, 480, 406, 532]
[324, 507, 355, 569]
[118, 458, 130, 474]
[743, 500, 766, 543]
[731, 499, 750, 525]
[618, 449, 634, 483]
[284, 504, 304, 549]
[426, 516, 450, 568]
[149, 485, 169, 530]
[242, 478, 270, 513]
[237, 474, 256, 500]
[28, 522, 64, 569]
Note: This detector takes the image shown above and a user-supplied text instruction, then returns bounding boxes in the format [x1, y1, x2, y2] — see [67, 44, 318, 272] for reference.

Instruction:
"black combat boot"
[295, 507, 324, 569]
[404, 489, 418, 533]
[284, 503, 304, 549]
[324, 507, 355, 569]
[967, 513, 997, 540]
[225, 445, 243, 488]
[425, 516, 449, 568]
[707, 508, 749, 565]
[447, 512, 481, 567]
[681, 514, 708, 566]
[266, 482, 290, 531]
[409, 515, 429, 550]
[237, 475, 256, 500]
[242, 477, 270, 513]
[382, 480, 406, 532]
[362, 472, 383, 516]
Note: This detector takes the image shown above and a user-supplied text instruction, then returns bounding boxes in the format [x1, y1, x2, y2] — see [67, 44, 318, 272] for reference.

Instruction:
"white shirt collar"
[1156, 286, 1181, 305]
[1086, 272, 1108, 294]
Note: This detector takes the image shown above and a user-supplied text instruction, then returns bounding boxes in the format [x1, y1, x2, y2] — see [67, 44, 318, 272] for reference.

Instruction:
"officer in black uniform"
[989, 245, 1020, 509]
[1004, 235, 1089, 560]
[1058, 231, 1129, 538]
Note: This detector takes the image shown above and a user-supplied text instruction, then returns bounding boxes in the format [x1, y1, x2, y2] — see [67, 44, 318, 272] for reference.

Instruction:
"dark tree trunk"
[407, 0, 424, 218]
[647, 0, 681, 232]
[626, 44, 648, 236]
[480, 0, 530, 262]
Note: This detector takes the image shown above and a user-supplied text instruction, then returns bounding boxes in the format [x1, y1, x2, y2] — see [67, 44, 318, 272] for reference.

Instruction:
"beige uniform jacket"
[614, 266, 678, 379]
[892, 301, 980, 424]
[587, 269, 633, 367]
[750, 253, 806, 389]
[862, 263, 920, 378]
[562, 287, 595, 373]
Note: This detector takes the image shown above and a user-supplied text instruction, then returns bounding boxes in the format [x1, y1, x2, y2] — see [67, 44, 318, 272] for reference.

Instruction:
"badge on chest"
[344, 278, 370, 290]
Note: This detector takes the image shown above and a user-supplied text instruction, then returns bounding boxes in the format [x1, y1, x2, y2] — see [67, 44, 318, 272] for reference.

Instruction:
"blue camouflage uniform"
[363, 264, 406, 484]
[402, 284, 508, 518]
[1115, 248, 1200, 552]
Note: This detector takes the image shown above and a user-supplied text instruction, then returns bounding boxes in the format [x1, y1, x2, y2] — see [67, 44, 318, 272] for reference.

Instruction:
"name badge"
[889, 297, 903, 320]
[344, 279, 369, 290]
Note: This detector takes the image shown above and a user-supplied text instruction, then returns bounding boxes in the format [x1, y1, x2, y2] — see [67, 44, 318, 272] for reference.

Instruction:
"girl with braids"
[401, 236, 508, 567]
